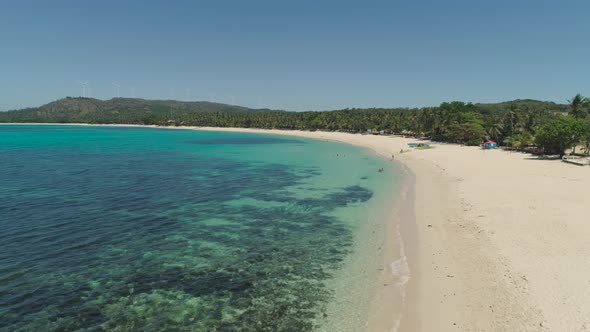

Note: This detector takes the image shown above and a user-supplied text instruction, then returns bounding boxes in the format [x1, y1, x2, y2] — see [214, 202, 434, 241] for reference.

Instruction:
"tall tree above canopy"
[568, 94, 589, 119]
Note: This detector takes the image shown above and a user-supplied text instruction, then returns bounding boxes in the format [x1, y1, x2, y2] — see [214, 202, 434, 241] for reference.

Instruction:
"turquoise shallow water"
[0, 125, 401, 331]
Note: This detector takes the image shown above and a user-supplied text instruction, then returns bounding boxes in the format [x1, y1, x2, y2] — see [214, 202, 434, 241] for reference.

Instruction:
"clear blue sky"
[1, 0, 589, 111]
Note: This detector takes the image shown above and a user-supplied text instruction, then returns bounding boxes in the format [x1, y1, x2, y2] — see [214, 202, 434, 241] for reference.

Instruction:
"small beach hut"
[483, 140, 497, 149]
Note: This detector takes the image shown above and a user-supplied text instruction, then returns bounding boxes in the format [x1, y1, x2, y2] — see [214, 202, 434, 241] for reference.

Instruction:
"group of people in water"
[379, 153, 398, 172]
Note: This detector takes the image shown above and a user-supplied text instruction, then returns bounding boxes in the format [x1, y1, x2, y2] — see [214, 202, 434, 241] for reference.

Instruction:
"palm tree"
[503, 104, 519, 136]
[522, 108, 536, 134]
[568, 94, 589, 119]
[487, 123, 504, 141]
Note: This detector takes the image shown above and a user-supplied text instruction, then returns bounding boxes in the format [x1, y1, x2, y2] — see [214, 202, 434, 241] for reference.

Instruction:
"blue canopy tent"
[483, 140, 497, 149]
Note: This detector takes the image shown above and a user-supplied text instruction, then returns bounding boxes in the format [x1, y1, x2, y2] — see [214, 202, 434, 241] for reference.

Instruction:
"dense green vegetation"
[535, 117, 589, 156]
[2, 95, 589, 154]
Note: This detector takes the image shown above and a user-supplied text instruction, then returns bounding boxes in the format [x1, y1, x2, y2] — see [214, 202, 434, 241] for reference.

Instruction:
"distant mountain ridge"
[35, 97, 271, 114]
[474, 99, 568, 114]
[0, 97, 277, 123]
[0, 96, 570, 126]
[2, 97, 568, 115]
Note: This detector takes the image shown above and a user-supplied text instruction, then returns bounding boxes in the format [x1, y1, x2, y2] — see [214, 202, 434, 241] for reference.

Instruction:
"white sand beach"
[4, 123, 590, 331]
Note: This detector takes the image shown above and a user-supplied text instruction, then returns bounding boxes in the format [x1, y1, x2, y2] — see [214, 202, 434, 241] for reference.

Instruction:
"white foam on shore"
[390, 223, 411, 332]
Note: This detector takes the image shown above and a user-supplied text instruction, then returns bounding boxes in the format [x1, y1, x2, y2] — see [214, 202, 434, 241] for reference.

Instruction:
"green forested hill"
[474, 99, 568, 115]
[0, 97, 275, 124]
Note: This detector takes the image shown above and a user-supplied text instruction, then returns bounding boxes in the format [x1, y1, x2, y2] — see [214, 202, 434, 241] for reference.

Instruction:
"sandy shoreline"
[4, 123, 590, 331]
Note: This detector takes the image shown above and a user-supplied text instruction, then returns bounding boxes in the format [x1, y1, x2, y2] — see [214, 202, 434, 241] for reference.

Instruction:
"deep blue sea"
[0, 125, 401, 331]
